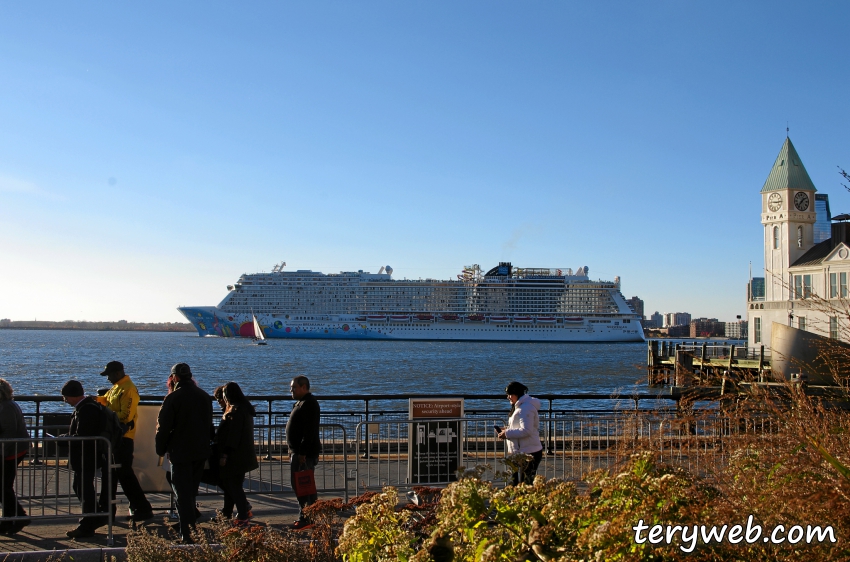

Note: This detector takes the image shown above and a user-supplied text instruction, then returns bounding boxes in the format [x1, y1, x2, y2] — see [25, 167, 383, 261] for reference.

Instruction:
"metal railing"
[0, 436, 115, 546]
[197, 423, 349, 502]
[354, 418, 508, 495]
[1, 411, 791, 524]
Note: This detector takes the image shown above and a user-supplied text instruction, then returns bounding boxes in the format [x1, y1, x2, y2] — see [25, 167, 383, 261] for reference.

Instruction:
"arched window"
[797, 226, 803, 248]
[773, 226, 780, 249]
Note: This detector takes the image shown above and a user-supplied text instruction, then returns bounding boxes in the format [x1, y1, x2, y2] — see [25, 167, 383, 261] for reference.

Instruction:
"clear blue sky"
[1, 2, 847, 323]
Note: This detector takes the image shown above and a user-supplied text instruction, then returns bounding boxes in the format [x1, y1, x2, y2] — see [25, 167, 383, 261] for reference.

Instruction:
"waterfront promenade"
[0, 491, 309, 559]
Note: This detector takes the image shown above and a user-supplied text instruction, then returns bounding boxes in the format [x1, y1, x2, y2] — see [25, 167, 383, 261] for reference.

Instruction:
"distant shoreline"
[0, 320, 194, 332]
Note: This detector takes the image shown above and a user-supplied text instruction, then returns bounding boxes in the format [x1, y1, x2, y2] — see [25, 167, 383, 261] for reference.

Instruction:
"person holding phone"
[496, 381, 543, 485]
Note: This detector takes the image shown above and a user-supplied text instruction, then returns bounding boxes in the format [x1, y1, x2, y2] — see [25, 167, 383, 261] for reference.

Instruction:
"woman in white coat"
[497, 381, 543, 485]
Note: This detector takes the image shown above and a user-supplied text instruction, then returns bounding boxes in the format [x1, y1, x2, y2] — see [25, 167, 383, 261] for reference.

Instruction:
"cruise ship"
[178, 262, 645, 342]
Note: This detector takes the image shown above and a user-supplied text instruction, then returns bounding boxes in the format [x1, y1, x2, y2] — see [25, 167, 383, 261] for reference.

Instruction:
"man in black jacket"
[61, 380, 110, 539]
[285, 375, 321, 529]
[155, 364, 212, 543]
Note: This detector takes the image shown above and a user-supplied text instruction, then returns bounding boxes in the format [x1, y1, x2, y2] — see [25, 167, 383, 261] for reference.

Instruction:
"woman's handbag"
[293, 467, 317, 496]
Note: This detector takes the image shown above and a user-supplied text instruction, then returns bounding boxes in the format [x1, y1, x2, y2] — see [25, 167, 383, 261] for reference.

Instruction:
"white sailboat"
[252, 313, 267, 345]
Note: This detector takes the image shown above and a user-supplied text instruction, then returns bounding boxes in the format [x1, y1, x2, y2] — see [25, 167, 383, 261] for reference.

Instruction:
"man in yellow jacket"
[98, 361, 154, 521]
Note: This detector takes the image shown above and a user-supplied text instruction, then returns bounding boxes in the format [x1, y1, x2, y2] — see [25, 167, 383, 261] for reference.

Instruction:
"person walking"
[285, 375, 320, 530]
[0, 378, 31, 535]
[214, 382, 258, 526]
[497, 381, 543, 486]
[61, 380, 110, 538]
[96, 361, 154, 522]
[155, 363, 212, 543]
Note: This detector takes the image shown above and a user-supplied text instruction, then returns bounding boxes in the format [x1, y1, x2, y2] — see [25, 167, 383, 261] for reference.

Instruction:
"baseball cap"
[171, 363, 192, 379]
[100, 361, 124, 376]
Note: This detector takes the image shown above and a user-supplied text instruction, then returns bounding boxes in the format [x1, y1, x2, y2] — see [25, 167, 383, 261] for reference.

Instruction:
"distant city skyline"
[0, 2, 847, 323]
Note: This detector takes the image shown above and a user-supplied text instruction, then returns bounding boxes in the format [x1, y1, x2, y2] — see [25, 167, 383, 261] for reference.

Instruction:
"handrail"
[15, 393, 681, 403]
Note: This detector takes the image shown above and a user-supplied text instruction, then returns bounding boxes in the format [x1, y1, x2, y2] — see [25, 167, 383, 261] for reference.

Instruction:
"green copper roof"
[761, 137, 817, 193]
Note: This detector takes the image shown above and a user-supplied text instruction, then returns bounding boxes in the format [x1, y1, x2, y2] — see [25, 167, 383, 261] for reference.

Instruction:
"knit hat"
[505, 381, 528, 396]
[61, 380, 85, 397]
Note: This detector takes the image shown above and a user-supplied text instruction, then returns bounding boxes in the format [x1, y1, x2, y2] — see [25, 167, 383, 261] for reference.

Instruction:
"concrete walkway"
[0, 492, 327, 560]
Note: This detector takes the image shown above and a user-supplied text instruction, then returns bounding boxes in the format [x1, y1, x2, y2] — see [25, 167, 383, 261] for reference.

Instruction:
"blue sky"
[0, 2, 847, 323]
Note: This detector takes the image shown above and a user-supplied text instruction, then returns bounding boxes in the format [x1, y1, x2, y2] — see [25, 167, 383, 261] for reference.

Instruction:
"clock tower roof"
[761, 137, 817, 194]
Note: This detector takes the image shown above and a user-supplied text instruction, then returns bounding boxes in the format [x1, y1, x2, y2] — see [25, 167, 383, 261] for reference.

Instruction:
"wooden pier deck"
[647, 340, 769, 386]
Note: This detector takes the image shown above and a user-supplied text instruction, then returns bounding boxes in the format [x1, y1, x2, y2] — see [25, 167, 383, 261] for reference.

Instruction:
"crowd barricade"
[353, 417, 508, 495]
[0, 436, 115, 546]
[199, 423, 349, 502]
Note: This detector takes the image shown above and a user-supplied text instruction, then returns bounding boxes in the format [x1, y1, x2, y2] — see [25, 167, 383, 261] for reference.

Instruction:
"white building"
[747, 137, 850, 349]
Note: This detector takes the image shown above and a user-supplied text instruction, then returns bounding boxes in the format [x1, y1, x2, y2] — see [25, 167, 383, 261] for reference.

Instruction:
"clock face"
[768, 193, 782, 212]
[794, 192, 810, 211]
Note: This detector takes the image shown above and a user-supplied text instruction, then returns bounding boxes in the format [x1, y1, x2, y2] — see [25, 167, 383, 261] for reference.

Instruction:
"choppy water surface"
[0, 330, 649, 399]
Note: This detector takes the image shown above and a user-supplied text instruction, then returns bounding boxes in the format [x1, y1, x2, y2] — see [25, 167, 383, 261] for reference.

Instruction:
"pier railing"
[1, 395, 790, 524]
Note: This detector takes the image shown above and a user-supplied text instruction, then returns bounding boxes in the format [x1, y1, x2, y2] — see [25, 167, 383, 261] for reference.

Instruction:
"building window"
[793, 274, 813, 299]
[754, 317, 762, 343]
[797, 226, 803, 248]
[773, 226, 780, 250]
[830, 316, 839, 339]
[798, 317, 806, 331]
[831, 273, 838, 298]
[842, 272, 848, 298]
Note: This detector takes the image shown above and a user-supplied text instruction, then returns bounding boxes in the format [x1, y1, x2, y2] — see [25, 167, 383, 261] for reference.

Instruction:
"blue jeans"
[290, 455, 318, 522]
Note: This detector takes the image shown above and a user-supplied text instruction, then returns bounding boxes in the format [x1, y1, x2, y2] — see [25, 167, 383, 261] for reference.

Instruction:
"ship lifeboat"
[415, 314, 434, 321]
[390, 315, 410, 321]
[439, 314, 460, 322]
[513, 316, 534, 323]
[490, 316, 510, 323]
[537, 317, 557, 323]
[355, 316, 367, 321]
[467, 314, 485, 322]
[563, 317, 584, 324]
[366, 315, 387, 322]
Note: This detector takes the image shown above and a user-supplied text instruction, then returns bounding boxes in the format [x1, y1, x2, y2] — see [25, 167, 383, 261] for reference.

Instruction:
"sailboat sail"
[252, 315, 266, 341]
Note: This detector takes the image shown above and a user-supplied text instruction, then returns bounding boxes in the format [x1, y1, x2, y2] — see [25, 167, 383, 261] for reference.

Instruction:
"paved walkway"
[0, 491, 329, 560]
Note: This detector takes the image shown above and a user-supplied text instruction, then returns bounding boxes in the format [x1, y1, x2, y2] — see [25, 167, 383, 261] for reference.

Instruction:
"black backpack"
[95, 403, 126, 454]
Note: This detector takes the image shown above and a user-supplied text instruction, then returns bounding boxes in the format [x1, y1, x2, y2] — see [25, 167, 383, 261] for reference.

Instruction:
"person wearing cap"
[61, 380, 110, 539]
[497, 381, 543, 486]
[155, 363, 213, 543]
[97, 361, 154, 522]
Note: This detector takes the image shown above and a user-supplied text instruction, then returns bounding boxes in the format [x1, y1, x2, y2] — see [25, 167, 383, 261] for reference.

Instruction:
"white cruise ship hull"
[178, 307, 645, 343]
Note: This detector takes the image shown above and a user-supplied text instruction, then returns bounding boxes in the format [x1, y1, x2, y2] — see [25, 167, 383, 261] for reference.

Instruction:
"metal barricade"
[354, 417, 507, 494]
[199, 423, 349, 502]
[0, 436, 115, 546]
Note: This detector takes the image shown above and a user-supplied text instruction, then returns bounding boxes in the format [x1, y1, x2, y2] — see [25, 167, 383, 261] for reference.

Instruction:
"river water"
[1, 330, 651, 399]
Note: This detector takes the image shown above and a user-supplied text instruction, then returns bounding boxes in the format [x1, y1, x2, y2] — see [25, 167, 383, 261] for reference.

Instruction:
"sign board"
[408, 398, 463, 484]
[133, 404, 172, 493]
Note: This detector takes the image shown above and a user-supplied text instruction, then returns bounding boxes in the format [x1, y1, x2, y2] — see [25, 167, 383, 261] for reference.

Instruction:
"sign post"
[408, 398, 464, 484]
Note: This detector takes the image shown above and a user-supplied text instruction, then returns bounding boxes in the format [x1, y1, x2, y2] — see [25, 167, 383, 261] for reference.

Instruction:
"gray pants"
[289, 455, 318, 522]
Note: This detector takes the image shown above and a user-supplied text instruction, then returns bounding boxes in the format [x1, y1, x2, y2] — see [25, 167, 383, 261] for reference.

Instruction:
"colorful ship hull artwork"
[178, 262, 645, 342]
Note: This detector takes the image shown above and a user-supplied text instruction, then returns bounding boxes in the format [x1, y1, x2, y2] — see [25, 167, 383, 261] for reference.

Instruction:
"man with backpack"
[97, 361, 154, 522]
[61, 380, 112, 539]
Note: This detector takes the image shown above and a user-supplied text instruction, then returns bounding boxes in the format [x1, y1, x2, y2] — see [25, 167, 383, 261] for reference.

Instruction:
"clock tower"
[761, 137, 818, 302]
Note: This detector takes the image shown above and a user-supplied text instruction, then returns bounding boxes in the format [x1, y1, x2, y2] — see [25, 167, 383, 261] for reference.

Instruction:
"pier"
[647, 340, 769, 386]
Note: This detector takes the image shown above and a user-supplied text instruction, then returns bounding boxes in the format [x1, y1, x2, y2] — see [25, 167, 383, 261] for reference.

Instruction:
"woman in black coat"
[215, 382, 259, 525]
[0, 378, 30, 535]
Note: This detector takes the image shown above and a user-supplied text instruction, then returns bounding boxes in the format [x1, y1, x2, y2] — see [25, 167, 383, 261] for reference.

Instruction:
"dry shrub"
[695, 385, 850, 561]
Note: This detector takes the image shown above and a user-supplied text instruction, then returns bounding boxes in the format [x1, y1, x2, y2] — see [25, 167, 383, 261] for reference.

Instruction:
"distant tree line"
[0, 319, 195, 332]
